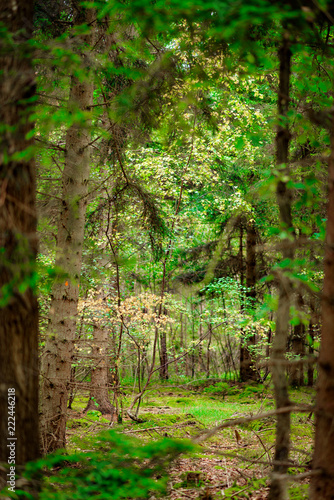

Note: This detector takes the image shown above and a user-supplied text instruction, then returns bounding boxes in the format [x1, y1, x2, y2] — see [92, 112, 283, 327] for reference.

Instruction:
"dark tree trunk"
[289, 294, 305, 387]
[0, 2, 39, 467]
[268, 33, 293, 500]
[310, 119, 334, 500]
[67, 366, 76, 410]
[240, 219, 258, 382]
[159, 329, 169, 380]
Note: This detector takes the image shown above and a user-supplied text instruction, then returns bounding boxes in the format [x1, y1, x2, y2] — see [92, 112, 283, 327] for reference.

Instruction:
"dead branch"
[194, 405, 313, 443]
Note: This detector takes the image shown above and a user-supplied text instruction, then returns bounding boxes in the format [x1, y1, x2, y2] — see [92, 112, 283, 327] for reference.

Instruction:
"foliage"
[4, 431, 194, 500]
[3, 0, 333, 495]
[222, 477, 268, 498]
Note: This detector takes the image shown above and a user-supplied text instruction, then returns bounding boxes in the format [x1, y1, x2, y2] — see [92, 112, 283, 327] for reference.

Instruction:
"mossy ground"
[66, 380, 314, 499]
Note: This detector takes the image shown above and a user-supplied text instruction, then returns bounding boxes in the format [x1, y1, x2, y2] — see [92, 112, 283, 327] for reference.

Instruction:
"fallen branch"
[194, 405, 313, 443]
[270, 469, 322, 481]
[204, 447, 307, 469]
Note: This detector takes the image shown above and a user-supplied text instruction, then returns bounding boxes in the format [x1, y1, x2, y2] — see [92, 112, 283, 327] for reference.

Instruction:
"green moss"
[67, 418, 90, 429]
[140, 413, 184, 426]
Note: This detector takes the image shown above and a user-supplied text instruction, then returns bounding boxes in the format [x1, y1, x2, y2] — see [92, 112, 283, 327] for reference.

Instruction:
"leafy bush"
[240, 384, 265, 398]
[203, 382, 240, 396]
[3, 431, 194, 500]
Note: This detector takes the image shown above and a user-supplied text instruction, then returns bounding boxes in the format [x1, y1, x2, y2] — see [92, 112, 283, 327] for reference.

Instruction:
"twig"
[252, 430, 271, 464]
[270, 469, 322, 481]
[244, 444, 275, 471]
[229, 486, 249, 498]
[37, 190, 63, 201]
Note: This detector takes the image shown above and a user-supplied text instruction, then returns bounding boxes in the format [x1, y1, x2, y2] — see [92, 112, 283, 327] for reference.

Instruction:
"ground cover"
[62, 380, 314, 499]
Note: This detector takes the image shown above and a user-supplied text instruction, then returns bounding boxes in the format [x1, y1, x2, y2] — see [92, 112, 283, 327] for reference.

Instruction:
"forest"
[1, 0, 334, 498]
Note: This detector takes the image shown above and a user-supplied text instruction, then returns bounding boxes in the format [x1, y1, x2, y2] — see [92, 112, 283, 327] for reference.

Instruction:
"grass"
[181, 399, 257, 426]
[67, 381, 315, 462]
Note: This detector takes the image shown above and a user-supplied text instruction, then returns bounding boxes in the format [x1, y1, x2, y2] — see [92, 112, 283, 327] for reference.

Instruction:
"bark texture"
[40, 5, 96, 453]
[268, 34, 293, 500]
[0, 1, 39, 466]
[84, 325, 114, 415]
[310, 120, 334, 499]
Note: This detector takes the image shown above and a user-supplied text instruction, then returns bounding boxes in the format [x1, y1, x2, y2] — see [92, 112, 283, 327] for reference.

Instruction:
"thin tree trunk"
[184, 313, 189, 377]
[289, 294, 305, 387]
[40, 5, 96, 453]
[159, 328, 169, 379]
[307, 298, 316, 387]
[191, 307, 195, 378]
[180, 313, 184, 348]
[206, 323, 212, 378]
[268, 33, 293, 500]
[240, 219, 257, 382]
[198, 302, 205, 372]
[171, 325, 179, 376]
[67, 366, 76, 410]
[0, 2, 39, 466]
[310, 118, 334, 499]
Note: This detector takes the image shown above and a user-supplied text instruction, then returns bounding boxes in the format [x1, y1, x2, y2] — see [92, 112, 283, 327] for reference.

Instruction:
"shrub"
[2, 431, 194, 499]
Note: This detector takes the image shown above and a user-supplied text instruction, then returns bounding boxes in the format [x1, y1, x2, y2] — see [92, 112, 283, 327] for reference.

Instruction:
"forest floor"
[66, 380, 314, 499]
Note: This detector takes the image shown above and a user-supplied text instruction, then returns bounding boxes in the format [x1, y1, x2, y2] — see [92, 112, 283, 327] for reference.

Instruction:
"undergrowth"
[2, 431, 194, 500]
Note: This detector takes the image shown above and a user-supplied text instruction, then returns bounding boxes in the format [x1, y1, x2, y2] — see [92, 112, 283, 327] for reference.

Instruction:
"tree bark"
[0, 1, 39, 466]
[159, 308, 169, 380]
[40, 5, 96, 453]
[240, 219, 257, 382]
[310, 118, 334, 499]
[159, 329, 169, 380]
[289, 294, 305, 387]
[84, 325, 114, 415]
[268, 33, 293, 500]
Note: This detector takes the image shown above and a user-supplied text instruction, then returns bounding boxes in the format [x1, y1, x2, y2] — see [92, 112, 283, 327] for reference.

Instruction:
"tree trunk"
[159, 308, 169, 380]
[307, 298, 316, 387]
[84, 200, 116, 415]
[198, 302, 206, 372]
[206, 323, 212, 378]
[0, 1, 39, 466]
[310, 119, 334, 499]
[84, 325, 114, 415]
[268, 33, 293, 500]
[40, 5, 96, 454]
[240, 219, 257, 382]
[67, 366, 76, 410]
[289, 294, 305, 387]
[159, 328, 169, 380]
